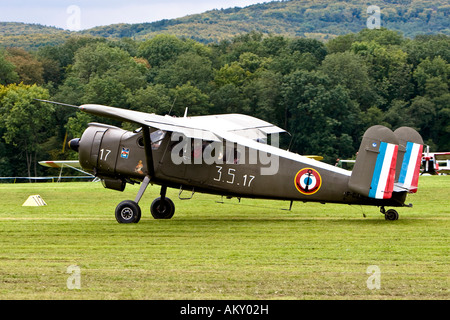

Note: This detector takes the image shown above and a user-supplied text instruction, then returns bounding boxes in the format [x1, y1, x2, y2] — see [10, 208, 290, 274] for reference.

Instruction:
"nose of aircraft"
[68, 138, 80, 152]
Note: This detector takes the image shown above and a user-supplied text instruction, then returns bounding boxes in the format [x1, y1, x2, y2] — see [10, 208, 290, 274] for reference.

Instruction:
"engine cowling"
[70, 123, 148, 191]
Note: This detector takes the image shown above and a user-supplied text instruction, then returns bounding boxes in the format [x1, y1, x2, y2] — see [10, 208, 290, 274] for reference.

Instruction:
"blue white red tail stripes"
[369, 142, 398, 199]
[398, 142, 423, 193]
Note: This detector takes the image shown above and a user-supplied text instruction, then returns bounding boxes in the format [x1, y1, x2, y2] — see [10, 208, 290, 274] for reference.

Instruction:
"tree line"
[2, 0, 449, 51]
[0, 28, 449, 178]
[67, 0, 450, 43]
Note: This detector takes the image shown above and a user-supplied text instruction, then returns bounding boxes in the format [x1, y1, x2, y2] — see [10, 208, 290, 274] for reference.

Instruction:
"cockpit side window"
[150, 130, 166, 150]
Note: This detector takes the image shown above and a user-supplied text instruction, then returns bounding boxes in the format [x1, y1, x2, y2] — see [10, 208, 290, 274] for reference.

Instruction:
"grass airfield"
[0, 175, 448, 300]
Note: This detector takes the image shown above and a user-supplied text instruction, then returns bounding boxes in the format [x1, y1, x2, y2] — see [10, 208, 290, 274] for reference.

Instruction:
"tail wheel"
[151, 197, 175, 219]
[385, 209, 399, 221]
[115, 200, 141, 223]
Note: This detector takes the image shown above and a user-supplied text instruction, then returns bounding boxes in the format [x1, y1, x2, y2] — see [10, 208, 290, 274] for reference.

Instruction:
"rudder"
[394, 127, 424, 193]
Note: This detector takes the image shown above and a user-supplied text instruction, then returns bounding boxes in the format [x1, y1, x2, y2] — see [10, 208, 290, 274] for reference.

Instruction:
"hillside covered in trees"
[1, 27, 449, 178]
[83, 0, 450, 42]
[0, 0, 449, 50]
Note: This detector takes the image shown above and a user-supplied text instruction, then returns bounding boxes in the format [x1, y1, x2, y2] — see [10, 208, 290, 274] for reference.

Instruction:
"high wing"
[36, 100, 286, 142]
[78, 104, 286, 142]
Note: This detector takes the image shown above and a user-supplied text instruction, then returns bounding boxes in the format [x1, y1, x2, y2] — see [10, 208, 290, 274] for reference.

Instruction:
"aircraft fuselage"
[79, 123, 406, 208]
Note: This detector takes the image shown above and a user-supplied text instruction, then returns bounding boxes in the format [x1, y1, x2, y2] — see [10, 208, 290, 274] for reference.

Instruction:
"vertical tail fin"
[348, 125, 399, 199]
[368, 141, 398, 199]
[348, 125, 424, 199]
[394, 127, 424, 193]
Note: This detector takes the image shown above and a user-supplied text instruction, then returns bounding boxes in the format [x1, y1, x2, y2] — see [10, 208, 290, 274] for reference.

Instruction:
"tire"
[115, 200, 141, 223]
[150, 197, 175, 219]
[385, 209, 399, 221]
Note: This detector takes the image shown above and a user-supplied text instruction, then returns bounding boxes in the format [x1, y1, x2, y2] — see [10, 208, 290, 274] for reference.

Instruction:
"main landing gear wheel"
[115, 200, 141, 223]
[385, 209, 399, 221]
[151, 197, 175, 219]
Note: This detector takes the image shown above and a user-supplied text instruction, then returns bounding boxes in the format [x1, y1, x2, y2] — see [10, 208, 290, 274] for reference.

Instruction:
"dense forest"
[0, 27, 449, 178]
[1, 0, 449, 50]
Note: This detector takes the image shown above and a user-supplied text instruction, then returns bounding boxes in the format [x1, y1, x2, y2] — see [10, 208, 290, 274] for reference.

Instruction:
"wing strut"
[142, 126, 155, 178]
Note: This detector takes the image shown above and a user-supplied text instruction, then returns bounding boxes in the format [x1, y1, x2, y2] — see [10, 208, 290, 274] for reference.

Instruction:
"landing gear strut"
[114, 176, 175, 223]
[150, 186, 175, 219]
[380, 206, 399, 221]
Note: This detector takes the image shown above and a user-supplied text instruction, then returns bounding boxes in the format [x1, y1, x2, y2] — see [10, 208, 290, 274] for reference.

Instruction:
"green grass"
[0, 176, 448, 300]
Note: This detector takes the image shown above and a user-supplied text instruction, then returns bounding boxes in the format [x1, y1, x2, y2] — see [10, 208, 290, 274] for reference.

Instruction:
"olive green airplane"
[38, 100, 424, 223]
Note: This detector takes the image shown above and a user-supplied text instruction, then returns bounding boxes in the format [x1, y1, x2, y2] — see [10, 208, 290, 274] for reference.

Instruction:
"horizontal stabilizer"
[393, 183, 417, 193]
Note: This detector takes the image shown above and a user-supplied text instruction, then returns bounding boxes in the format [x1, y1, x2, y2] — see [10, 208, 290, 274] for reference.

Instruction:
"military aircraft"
[37, 100, 424, 222]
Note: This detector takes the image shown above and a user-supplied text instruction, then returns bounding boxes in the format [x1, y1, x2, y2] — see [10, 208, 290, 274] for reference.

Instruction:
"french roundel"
[294, 168, 322, 195]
